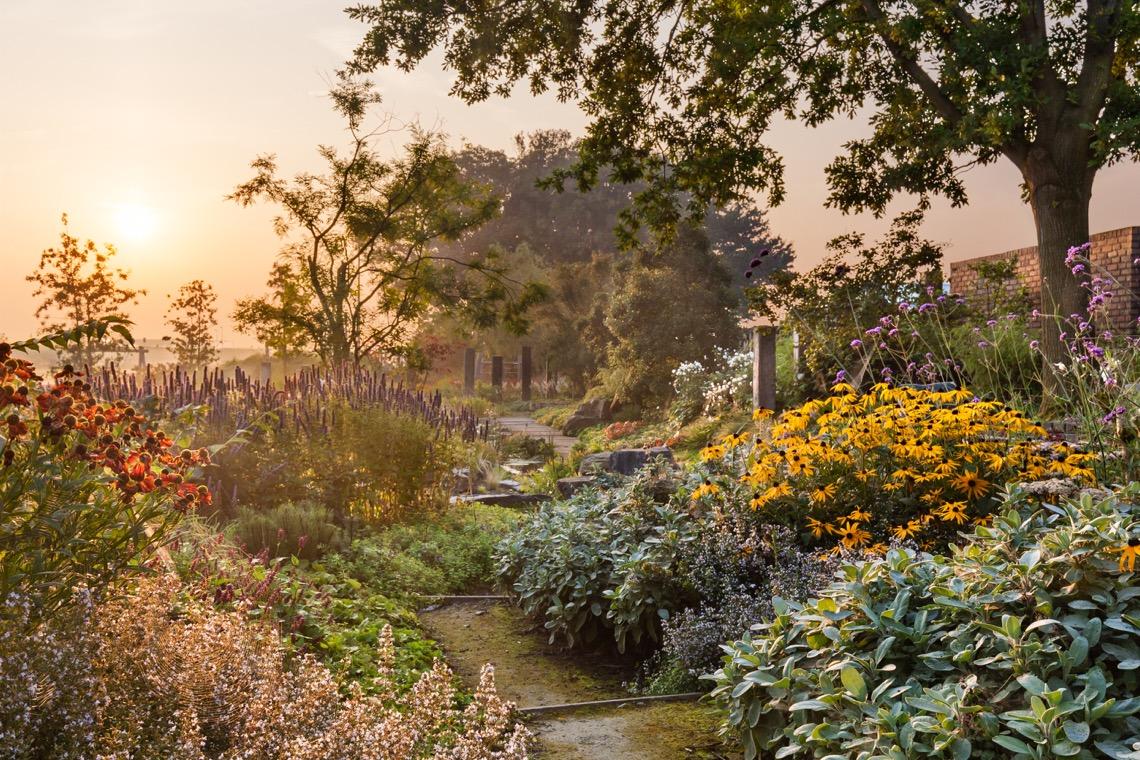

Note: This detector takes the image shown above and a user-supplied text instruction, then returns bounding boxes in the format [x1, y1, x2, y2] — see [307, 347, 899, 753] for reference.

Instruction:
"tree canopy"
[347, 0, 1140, 373]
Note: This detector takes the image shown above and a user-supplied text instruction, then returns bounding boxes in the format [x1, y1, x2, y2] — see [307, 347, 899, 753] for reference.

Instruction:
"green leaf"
[840, 665, 867, 699]
[1062, 721, 1090, 744]
[1017, 674, 1048, 695]
[993, 735, 1033, 754]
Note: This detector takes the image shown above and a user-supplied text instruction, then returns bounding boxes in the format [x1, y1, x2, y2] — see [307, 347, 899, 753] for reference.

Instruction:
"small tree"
[230, 80, 544, 367]
[233, 262, 312, 371]
[165, 279, 219, 372]
[26, 214, 143, 368]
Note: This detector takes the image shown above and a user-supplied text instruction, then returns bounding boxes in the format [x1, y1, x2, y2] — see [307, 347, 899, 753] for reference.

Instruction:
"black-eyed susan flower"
[952, 471, 990, 499]
[810, 483, 838, 505]
[934, 500, 969, 524]
[806, 517, 832, 539]
[837, 521, 871, 549]
[1113, 538, 1140, 572]
[847, 507, 872, 522]
[892, 519, 922, 540]
[691, 479, 721, 500]
[752, 406, 774, 421]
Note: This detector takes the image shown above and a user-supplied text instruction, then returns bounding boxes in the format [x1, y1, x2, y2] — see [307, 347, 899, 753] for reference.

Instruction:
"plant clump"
[708, 487, 1140, 759]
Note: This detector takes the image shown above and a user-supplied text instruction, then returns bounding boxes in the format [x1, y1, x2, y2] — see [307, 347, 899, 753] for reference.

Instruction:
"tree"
[165, 279, 219, 372]
[347, 0, 1140, 382]
[25, 214, 143, 368]
[233, 262, 313, 370]
[599, 225, 742, 410]
[230, 80, 544, 367]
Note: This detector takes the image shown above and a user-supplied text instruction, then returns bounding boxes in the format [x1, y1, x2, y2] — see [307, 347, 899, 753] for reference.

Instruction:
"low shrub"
[497, 432, 556, 461]
[497, 466, 695, 651]
[229, 500, 341, 559]
[696, 383, 1094, 554]
[497, 467, 827, 656]
[603, 420, 641, 440]
[708, 486, 1140, 759]
[0, 576, 528, 759]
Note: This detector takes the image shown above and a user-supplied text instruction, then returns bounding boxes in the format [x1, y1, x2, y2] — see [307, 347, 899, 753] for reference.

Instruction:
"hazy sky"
[2, 0, 1138, 345]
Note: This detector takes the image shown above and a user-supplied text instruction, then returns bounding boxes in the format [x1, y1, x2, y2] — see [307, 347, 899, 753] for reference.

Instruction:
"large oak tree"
[347, 0, 1140, 375]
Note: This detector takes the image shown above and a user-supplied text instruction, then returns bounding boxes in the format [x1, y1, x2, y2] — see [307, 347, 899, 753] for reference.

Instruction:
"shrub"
[670, 348, 753, 424]
[496, 466, 696, 651]
[229, 501, 341, 559]
[696, 383, 1094, 554]
[603, 420, 641, 440]
[708, 486, 1140, 760]
[213, 404, 457, 525]
[0, 342, 210, 619]
[0, 575, 528, 759]
[497, 432, 555, 461]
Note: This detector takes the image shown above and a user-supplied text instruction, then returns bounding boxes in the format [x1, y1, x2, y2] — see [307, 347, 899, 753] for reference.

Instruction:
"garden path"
[420, 600, 733, 759]
[493, 416, 579, 457]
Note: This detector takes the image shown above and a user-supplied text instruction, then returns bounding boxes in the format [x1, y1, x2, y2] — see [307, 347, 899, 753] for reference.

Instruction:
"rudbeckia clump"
[699, 383, 1094, 553]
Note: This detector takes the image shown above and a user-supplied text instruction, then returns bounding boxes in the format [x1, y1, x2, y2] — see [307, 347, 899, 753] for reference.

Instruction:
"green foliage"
[749, 211, 943, 396]
[599, 226, 742, 411]
[497, 466, 695, 652]
[229, 79, 541, 366]
[708, 487, 1140, 759]
[229, 501, 341, 560]
[348, 0, 1140, 370]
[327, 504, 521, 598]
[213, 404, 457, 525]
[496, 432, 556, 461]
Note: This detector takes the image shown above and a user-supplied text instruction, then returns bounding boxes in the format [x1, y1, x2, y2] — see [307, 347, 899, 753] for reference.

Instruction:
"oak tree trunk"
[1025, 156, 1092, 404]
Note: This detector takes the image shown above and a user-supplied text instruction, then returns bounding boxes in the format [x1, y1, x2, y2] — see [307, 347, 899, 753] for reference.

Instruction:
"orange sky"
[2, 1, 1138, 346]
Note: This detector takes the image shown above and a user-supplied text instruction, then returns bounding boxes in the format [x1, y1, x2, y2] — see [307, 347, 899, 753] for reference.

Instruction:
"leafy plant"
[1, 334, 211, 619]
[496, 465, 696, 651]
[229, 500, 341, 560]
[708, 486, 1140, 759]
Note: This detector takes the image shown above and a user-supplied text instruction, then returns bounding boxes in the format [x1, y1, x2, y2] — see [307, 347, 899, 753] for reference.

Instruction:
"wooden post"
[520, 346, 533, 401]
[752, 325, 777, 411]
[136, 345, 148, 369]
[463, 348, 476, 395]
[491, 355, 504, 395]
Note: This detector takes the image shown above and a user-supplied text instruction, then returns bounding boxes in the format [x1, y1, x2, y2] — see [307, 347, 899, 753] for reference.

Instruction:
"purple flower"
[986, 319, 997, 327]
[978, 340, 990, 348]
[1071, 264, 1086, 274]
[1029, 340, 1040, 350]
[865, 326, 883, 336]
[899, 302, 911, 312]
[834, 369, 847, 383]
[1103, 406, 1127, 424]
[918, 303, 935, 314]
[850, 339, 863, 348]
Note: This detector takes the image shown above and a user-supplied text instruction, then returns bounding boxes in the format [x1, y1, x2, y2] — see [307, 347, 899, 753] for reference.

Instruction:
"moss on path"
[420, 600, 736, 759]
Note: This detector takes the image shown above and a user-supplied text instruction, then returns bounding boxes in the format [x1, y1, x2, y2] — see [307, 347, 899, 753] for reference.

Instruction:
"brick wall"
[948, 227, 1140, 329]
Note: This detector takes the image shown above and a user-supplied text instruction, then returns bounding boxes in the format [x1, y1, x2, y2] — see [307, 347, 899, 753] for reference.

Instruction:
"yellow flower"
[806, 517, 832, 539]
[810, 483, 838, 505]
[723, 431, 750, 448]
[752, 406, 774, 421]
[699, 444, 726, 462]
[934, 500, 969, 524]
[892, 519, 923, 540]
[691, 479, 721, 500]
[952, 472, 990, 499]
[785, 449, 815, 477]
[836, 521, 871, 549]
[847, 507, 872, 522]
[1112, 539, 1140, 572]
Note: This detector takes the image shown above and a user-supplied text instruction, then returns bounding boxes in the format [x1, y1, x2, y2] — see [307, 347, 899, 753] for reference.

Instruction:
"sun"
[113, 202, 158, 242]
